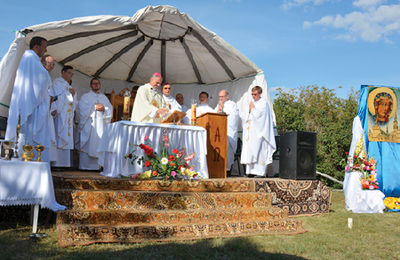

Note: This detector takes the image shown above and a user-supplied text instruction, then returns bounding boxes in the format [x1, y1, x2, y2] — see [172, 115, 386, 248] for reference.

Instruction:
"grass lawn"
[0, 191, 399, 259]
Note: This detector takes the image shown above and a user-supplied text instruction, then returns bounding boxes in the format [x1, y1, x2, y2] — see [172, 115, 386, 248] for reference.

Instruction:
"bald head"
[218, 89, 229, 103]
[41, 54, 55, 72]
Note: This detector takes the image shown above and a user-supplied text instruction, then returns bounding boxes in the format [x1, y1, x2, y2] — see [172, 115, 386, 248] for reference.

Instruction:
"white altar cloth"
[344, 171, 385, 213]
[98, 121, 209, 178]
[0, 160, 66, 211]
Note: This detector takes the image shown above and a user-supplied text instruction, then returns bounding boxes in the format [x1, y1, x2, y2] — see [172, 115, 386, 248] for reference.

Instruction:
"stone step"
[57, 207, 288, 226]
[53, 176, 256, 192]
[57, 218, 305, 247]
[55, 189, 272, 211]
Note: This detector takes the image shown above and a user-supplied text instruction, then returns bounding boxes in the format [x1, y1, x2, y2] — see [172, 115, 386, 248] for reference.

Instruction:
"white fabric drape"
[0, 160, 66, 211]
[343, 171, 385, 213]
[0, 32, 27, 118]
[349, 116, 364, 156]
[98, 121, 208, 178]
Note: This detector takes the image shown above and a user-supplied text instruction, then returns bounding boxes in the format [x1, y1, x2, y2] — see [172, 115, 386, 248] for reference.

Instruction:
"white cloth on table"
[5, 49, 52, 162]
[214, 100, 239, 171]
[344, 171, 385, 213]
[0, 160, 66, 211]
[240, 97, 276, 176]
[50, 77, 77, 167]
[78, 90, 112, 170]
[98, 121, 209, 178]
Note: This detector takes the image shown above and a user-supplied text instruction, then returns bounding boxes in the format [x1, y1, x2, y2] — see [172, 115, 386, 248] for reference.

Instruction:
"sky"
[1, 0, 400, 99]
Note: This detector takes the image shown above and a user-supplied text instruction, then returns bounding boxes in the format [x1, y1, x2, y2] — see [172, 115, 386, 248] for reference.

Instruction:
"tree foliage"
[273, 85, 358, 187]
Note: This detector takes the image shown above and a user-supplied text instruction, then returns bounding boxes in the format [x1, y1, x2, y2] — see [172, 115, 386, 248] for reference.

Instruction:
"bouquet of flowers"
[125, 132, 200, 180]
[345, 150, 379, 190]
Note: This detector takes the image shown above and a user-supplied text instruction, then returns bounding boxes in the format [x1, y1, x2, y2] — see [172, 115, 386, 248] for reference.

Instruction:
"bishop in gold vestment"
[130, 73, 168, 123]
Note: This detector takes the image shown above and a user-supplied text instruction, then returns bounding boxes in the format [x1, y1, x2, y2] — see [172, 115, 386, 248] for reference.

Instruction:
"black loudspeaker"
[279, 131, 316, 180]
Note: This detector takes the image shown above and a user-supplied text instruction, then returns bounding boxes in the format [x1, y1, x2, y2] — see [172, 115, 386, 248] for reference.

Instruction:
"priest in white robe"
[5, 37, 52, 162]
[185, 92, 214, 122]
[50, 65, 77, 167]
[78, 78, 112, 170]
[41, 54, 57, 162]
[162, 82, 182, 112]
[130, 73, 168, 123]
[215, 90, 239, 171]
[176, 93, 189, 112]
[240, 86, 276, 177]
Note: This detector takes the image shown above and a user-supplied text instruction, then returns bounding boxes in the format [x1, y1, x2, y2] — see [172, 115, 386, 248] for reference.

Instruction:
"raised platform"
[53, 172, 330, 246]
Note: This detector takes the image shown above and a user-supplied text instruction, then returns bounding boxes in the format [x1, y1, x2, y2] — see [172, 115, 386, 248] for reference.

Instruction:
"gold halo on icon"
[367, 87, 396, 117]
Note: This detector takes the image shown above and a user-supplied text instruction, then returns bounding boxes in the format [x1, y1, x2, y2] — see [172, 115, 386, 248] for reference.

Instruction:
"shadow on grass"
[0, 225, 307, 260]
[57, 238, 307, 259]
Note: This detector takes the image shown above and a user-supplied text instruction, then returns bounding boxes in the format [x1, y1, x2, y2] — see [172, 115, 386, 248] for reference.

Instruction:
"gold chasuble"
[130, 83, 168, 123]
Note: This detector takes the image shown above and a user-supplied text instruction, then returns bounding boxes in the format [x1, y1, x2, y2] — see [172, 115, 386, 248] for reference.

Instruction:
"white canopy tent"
[0, 5, 274, 124]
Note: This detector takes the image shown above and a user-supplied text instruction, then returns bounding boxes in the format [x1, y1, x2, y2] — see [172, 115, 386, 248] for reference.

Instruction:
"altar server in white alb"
[162, 82, 182, 112]
[41, 54, 57, 162]
[215, 89, 239, 171]
[240, 86, 276, 177]
[78, 78, 112, 170]
[50, 65, 77, 167]
[185, 92, 214, 122]
[176, 93, 188, 112]
[5, 37, 52, 161]
[130, 73, 169, 123]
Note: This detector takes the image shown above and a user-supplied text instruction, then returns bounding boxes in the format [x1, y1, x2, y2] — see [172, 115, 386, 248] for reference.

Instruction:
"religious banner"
[367, 86, 400, 143]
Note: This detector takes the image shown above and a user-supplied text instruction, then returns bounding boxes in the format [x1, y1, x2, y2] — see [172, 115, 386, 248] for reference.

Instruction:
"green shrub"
[273, 86, 358, 187]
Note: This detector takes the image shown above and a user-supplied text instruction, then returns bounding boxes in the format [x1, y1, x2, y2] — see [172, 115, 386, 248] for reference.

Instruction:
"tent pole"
[94, 36, 145, 77]
[191, 29, 235, 80]
[161, 40, 166, 82]
[60, 30, 138, 64]
[127, 40, 153, 81]
[180, 38, 203, 84]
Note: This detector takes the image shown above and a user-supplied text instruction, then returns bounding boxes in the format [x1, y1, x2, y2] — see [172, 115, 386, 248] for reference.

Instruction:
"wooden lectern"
[196, 112, 227, 178]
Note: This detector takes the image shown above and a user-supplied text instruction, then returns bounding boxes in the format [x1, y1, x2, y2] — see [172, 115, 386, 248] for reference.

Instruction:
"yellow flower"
[368, 174, 375, 182]
[138, 170, 152, 180]
[384, 197, 400, 210]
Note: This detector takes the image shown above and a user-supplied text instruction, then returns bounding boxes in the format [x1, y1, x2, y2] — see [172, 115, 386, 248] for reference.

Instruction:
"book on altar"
[161, 110, 187, 124]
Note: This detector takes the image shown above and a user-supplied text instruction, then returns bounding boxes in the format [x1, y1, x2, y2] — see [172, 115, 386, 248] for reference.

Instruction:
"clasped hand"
[95, 104, 105, 111]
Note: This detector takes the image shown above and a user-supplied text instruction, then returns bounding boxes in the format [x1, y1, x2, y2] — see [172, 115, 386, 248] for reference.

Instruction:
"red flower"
[127, 153, 133, 159]
[170, 162, 175, 167]
[353, 155, 357, 159]
[139, 144, 154, 157]
[145, 160, 151, 167]
[172, 149, 179, 154]
[168, 155, 175, 161]
[345, 152, 348, 155]
[152, 170, 157, 176]
[178, 165, 183, 170]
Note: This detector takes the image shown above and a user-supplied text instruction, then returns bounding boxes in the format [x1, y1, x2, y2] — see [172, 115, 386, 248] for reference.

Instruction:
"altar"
[98, 121, 209, 178]
[0, 160, 66, 232]
[344, 171, 385, 213]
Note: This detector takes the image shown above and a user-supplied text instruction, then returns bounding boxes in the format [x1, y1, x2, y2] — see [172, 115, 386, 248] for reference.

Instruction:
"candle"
[191, 104, 196, 126]
[123, 95, 130, 115]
